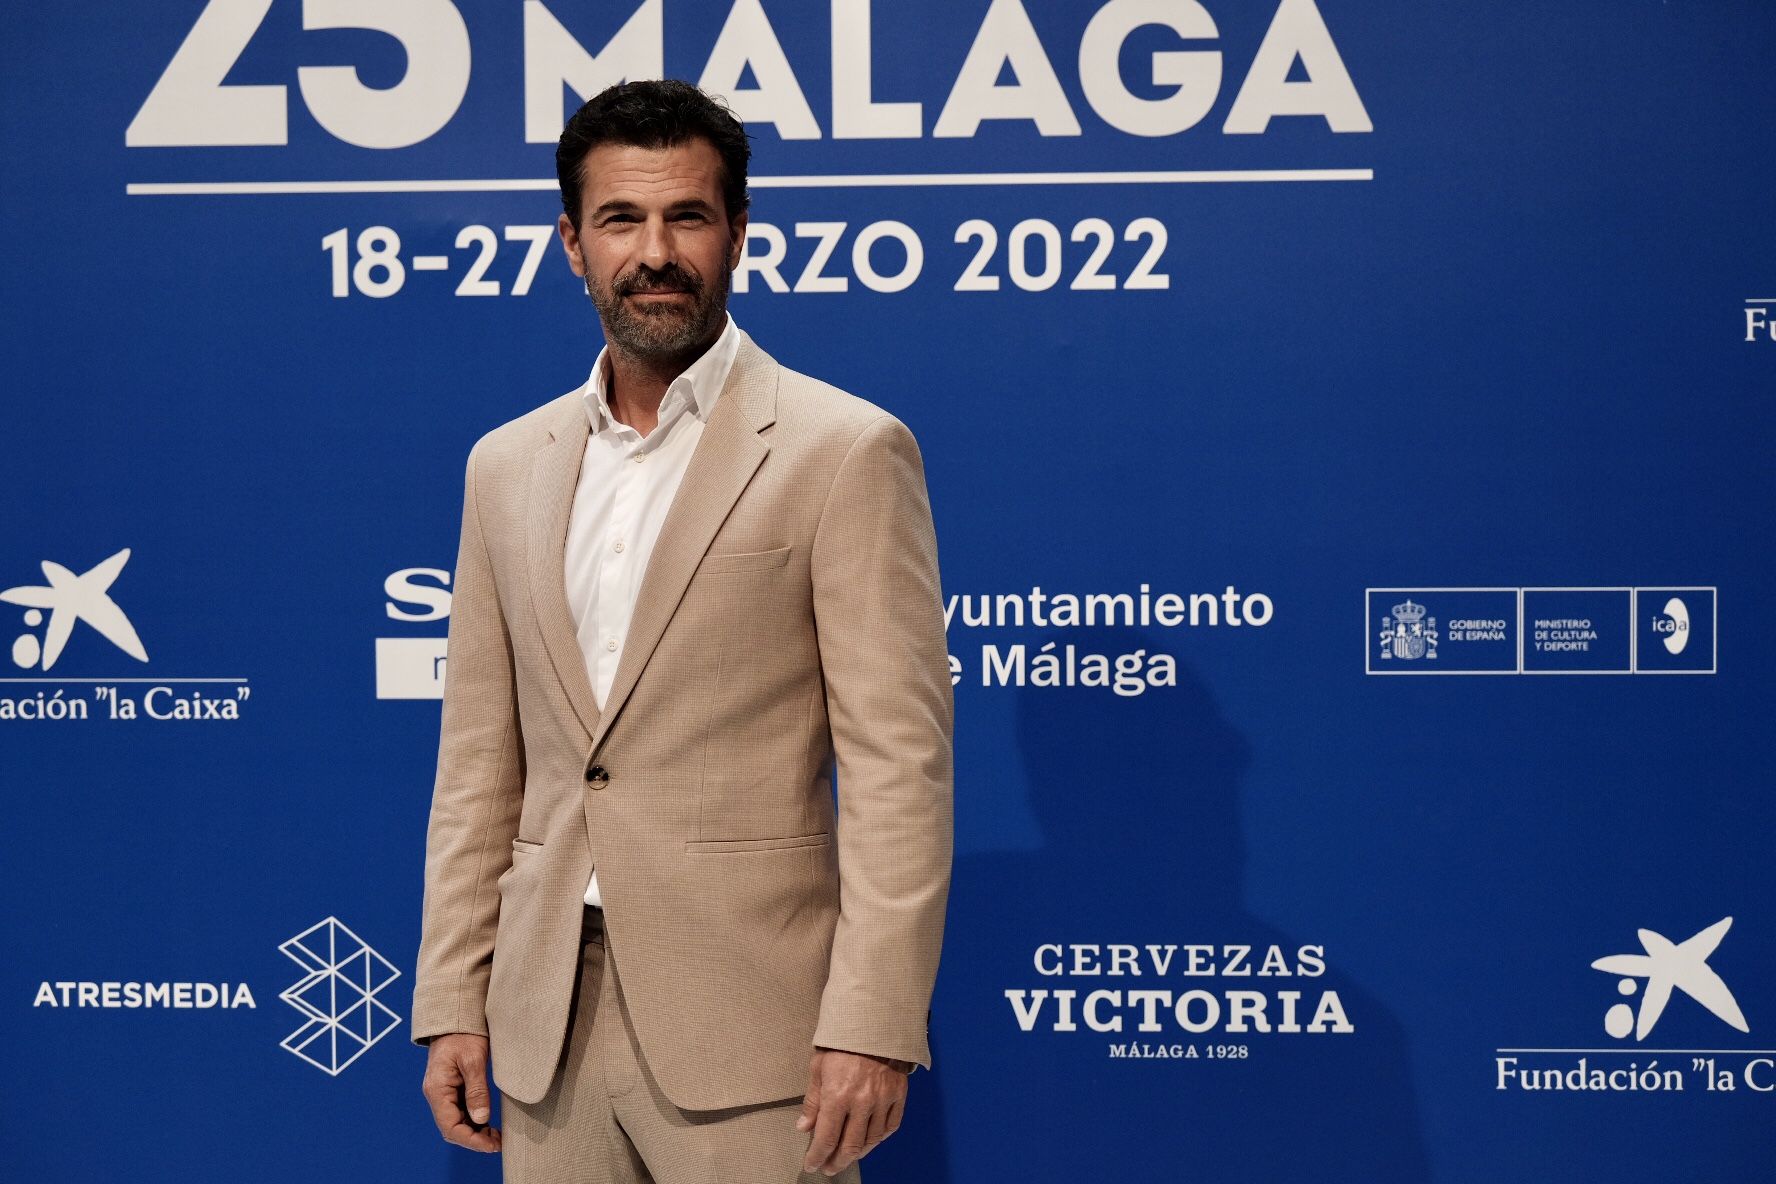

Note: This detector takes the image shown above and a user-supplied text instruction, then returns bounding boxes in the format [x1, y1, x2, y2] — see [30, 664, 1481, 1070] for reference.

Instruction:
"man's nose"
[638, 215, 673, 270]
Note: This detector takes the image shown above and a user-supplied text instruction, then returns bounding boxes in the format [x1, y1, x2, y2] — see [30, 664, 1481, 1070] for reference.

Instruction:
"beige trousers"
[499, 905, 863, 1184]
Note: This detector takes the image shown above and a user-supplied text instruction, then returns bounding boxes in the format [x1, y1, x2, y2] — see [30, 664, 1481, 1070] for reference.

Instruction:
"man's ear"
[727, 209, 749, 271]
[557, 213, 586, 277]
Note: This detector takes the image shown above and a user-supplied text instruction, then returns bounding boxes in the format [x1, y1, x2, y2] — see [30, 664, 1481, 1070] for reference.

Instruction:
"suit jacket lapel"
[524, 328, 780, 750]
[591, 331, 778, 755]
[527, 402, 602, 741]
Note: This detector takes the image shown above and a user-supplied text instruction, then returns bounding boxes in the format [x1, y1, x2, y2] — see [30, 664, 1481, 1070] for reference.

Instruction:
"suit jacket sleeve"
[409, 439, 526, 1045]
[808, 414, 955, 1070]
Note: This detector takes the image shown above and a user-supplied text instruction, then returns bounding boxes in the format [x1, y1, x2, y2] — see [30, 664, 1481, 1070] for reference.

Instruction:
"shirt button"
[613, 540, 625, 553]
[606, 638, 618, 652]
[634, 453, 647, 463]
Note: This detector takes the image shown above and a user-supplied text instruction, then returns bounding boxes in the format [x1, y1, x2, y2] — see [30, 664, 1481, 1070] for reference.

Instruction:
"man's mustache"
[619, 272, 699, 296]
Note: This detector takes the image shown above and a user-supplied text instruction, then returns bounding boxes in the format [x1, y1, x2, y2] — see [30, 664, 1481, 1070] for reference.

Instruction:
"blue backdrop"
[4, 2, 1772, 1180]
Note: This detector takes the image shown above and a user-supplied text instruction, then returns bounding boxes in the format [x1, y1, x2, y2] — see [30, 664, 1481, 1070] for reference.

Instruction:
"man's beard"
[584, 257, 729, 361]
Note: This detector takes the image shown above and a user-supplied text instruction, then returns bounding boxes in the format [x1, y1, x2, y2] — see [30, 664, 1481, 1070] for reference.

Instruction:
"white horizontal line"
[1495, 1048, 1776, 1055]
[758, 168, 1374, 188]
[129, 178, 552, 196]
[0, 677, 250, 683]
[1746, 297, 1776, 304]
[124, 168, 1374, 196]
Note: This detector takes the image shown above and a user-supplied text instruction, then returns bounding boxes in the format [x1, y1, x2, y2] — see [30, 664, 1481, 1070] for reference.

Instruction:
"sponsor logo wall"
[3, 3, 1769, 1181]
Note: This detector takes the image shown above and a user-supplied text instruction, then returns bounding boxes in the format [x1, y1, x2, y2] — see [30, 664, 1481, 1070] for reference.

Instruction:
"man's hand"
[421, 1033, 502, 1154]
[797, 1046, 912, 1176]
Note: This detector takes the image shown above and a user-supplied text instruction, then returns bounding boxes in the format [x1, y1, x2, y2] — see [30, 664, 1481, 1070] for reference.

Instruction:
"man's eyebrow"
[590, 197, 718, 219]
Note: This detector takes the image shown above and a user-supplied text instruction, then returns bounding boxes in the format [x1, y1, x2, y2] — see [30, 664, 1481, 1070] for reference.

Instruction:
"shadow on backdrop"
[917, 626, 1429, 1182]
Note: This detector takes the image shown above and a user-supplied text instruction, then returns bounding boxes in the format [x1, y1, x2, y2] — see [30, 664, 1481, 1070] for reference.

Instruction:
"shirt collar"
[582, 311, 741, 435]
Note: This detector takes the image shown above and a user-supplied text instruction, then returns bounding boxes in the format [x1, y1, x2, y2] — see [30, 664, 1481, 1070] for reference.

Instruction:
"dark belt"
[580, 902, 606, 944]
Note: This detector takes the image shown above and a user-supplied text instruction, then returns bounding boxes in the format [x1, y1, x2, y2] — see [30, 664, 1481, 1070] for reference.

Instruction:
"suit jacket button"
[585, 764, 609, 788]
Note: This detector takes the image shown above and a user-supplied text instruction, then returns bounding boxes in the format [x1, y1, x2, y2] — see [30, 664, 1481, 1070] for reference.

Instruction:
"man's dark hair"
[556, 80, 751, 229]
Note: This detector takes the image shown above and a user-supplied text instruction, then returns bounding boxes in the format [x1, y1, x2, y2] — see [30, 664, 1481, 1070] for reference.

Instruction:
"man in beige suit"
[410, 80, 953, 1182]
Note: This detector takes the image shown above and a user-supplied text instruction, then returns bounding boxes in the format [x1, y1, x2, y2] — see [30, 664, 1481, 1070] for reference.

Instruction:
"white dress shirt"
[565, 311, 742, 908]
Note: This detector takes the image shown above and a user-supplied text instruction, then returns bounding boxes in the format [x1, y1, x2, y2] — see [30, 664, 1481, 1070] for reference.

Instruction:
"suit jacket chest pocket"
[681, 543, 800, 626]
[696, 544, 792, 575]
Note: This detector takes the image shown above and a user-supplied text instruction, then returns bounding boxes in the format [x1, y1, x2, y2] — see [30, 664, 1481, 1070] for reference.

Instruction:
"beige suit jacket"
[409, 326, 954, 1111]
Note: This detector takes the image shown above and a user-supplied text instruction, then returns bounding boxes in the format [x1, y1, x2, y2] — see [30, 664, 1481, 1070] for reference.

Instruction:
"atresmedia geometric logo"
[278, 917, 403, 1076]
